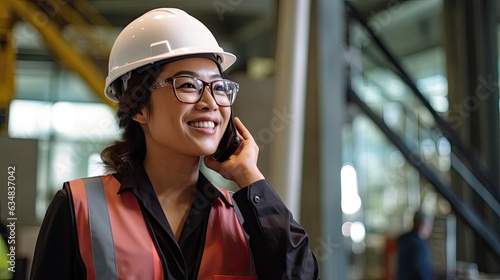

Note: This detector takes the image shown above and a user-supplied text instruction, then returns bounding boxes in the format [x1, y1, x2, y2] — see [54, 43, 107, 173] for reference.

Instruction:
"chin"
[199, 145, 218, 156]
[198, 148, 215, 156]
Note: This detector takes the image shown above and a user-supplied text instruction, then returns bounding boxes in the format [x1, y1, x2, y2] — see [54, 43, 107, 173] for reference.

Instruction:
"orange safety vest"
[69, 174, 256, 280]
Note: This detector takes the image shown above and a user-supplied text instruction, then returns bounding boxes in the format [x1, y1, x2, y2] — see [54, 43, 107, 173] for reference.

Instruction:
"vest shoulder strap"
[68, 175, 163, 280]
[197, 187, 256, 279]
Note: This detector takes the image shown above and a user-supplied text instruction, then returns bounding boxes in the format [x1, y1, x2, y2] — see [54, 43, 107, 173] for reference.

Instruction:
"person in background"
[396, 210, 434, 280]
[30, 7, 319, 280]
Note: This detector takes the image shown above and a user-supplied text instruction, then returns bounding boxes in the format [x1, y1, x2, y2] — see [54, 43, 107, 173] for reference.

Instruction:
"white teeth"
[189, 121, 215, 128]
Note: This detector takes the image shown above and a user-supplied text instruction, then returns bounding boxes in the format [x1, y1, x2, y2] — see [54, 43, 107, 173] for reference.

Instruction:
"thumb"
[203, 156, 220, 171]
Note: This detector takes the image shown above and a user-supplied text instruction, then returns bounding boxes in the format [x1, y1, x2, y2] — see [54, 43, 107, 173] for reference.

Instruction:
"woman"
[30, 8, 319, 280]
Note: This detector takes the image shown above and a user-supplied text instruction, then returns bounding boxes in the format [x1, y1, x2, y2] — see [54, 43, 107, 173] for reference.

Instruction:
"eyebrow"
[170, 70, 222, 80]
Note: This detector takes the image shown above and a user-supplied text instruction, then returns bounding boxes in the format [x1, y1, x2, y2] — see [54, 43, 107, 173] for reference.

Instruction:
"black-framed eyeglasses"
[149, 76, 239, 107]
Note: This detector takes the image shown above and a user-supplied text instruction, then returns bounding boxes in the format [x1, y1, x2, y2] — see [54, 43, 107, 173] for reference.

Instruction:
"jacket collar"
[115, 163, 233, 208]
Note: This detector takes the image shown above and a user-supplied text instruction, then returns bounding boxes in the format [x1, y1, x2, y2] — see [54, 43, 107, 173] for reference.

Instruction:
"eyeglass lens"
[173, 77, 237, 106]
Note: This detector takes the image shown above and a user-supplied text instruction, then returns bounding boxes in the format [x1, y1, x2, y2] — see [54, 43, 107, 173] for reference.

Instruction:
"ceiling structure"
[13, 0, 445, 72]
[85, 0, 278, 72]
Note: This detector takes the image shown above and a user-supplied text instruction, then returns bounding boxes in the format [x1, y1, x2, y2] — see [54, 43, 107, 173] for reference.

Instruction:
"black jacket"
[30, 165, 319, 280]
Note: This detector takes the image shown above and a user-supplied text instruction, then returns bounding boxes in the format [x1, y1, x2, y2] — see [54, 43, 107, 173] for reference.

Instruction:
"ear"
[132, 107, 148, 124]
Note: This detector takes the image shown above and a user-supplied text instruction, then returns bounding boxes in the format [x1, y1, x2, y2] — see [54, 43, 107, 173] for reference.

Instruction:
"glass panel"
[9, 100, 118, 141]
[9, 100, 52, 139]
[50, 102, 118, 141]
[15, 61, 55, 101]
[345, 1, 450, 279]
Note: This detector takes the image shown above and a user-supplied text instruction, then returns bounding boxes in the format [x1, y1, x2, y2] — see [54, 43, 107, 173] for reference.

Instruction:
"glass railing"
[344, 0, 500, 261]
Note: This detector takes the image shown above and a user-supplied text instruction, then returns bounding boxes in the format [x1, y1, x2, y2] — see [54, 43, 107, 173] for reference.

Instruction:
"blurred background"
[0, 0, 499, 279]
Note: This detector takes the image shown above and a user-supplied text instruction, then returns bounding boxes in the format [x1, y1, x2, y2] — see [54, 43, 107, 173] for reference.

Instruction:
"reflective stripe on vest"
[70, 175, 163, 280]
[69, 174, 256, 280]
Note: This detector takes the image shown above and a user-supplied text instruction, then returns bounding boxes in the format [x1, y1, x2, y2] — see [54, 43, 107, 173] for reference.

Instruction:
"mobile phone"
[212, 110, 241, 162]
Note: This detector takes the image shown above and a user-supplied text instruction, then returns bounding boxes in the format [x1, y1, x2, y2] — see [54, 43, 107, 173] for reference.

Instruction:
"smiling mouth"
[188, 121, 216, 129]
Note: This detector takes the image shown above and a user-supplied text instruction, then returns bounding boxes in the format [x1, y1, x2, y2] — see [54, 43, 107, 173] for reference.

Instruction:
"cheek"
[146, 101, 175, 133]
[221, 108, 232, 127]
[149, 94, 180, 121]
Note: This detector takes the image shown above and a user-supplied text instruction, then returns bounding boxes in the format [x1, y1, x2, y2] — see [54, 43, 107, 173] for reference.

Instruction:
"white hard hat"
[104, 8, 237, 102]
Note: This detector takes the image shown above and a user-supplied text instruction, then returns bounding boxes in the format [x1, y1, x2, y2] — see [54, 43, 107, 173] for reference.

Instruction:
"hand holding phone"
[205, 115, 265, 187]
[212, 110, 241, 162]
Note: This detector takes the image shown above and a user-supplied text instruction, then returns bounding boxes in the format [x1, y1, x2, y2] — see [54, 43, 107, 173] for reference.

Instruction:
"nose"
[196, 85, 218, 110]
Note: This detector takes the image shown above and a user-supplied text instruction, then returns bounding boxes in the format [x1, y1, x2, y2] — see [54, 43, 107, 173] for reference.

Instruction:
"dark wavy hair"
[101, 54, 222, 175]
[100, 64, 164, 175]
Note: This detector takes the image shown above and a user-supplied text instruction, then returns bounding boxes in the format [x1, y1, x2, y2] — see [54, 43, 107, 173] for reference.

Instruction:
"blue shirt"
[396, 231, 433, 280]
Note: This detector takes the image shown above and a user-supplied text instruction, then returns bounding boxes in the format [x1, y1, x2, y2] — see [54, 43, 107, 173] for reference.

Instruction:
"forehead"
[160, 57, 222, 78]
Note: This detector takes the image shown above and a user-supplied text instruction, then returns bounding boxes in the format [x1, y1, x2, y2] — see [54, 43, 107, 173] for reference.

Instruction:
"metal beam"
[74, 0, 113, 26]
[10, 0, 115, 108]
[0, 0, 16, 134]
[443, 0, 500, 272]
[269, 0, 310, 219]
[317, 0, 346, 278]
[45, 0, 111, 59]
[348, 87, 500, 259]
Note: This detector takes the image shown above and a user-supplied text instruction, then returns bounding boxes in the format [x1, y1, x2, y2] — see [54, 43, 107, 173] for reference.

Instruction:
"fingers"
[203, 155, 221, 171]
[234, 117, 255, 142]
